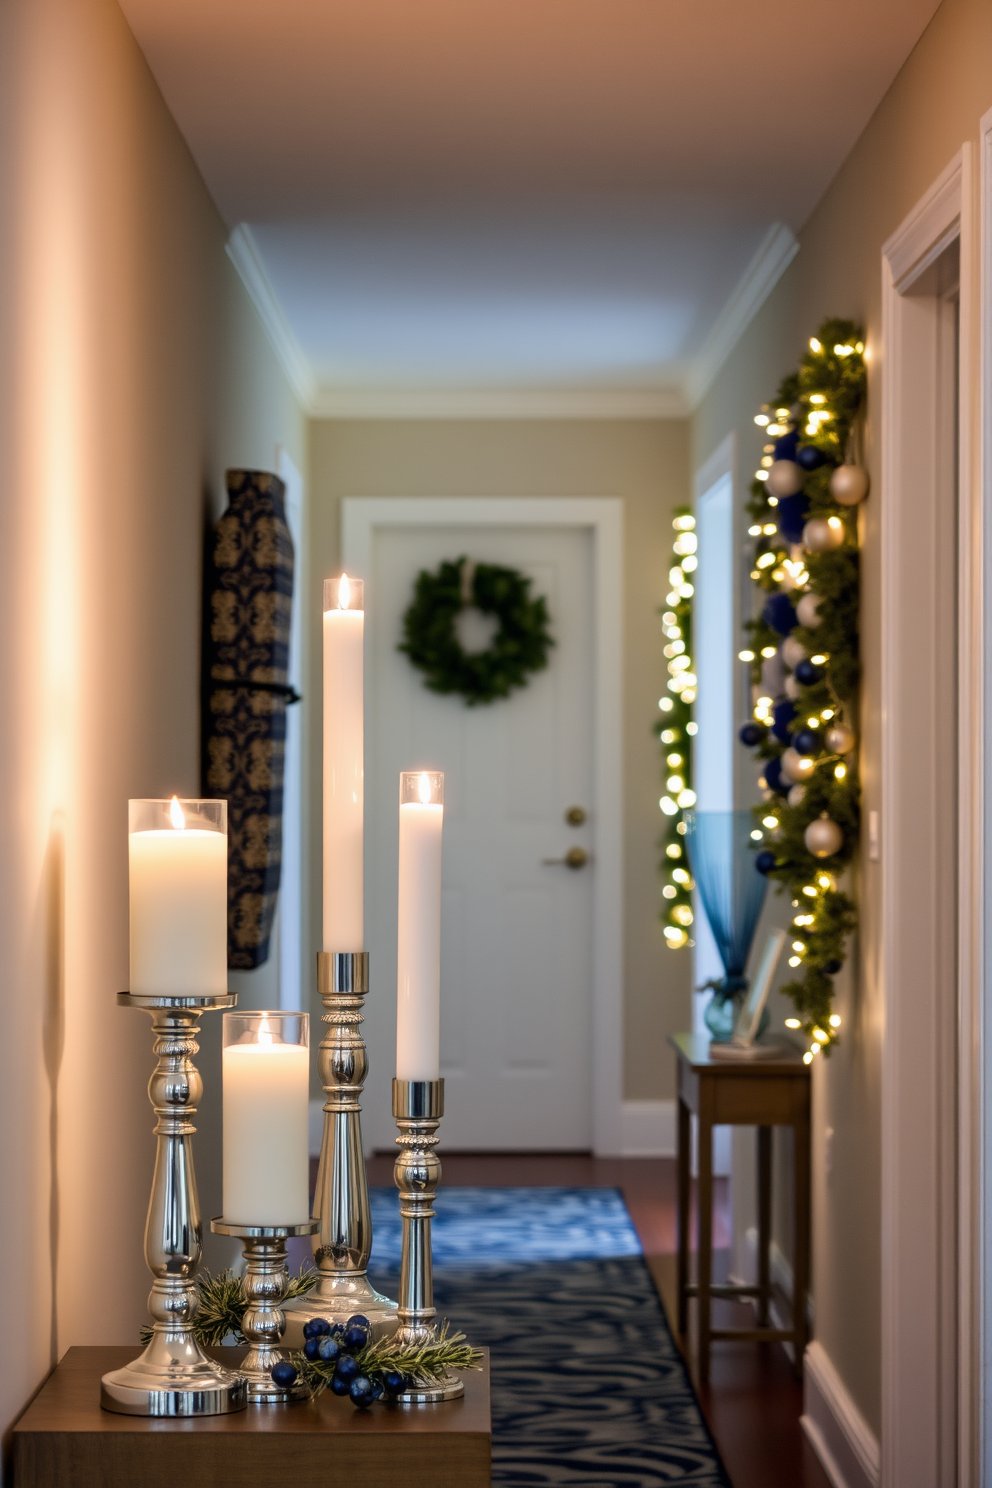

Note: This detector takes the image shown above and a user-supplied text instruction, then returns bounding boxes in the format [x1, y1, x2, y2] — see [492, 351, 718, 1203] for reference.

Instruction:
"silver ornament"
[787, 784, 807, 807]
[804, 814, 843, 858]
[781, 635, 807, 669]
[796, 592, 823, 628]
[803, 516, 845, 553]
[784, 675, 801, 700]
[825, 723, 856, 754]
[830, 464, 870, 506]
[767, 459, 805, 498]
[782, 747, 815, 784]
[761, 652, 786, 695]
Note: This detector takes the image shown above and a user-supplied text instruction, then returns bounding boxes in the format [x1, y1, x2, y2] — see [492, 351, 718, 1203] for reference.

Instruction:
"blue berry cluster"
[274, 1313, 409, 1408]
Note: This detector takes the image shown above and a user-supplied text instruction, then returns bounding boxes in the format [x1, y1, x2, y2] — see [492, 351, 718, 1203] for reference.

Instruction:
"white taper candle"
[396, 771, 444, 1081]
[323, 573, 364, 951]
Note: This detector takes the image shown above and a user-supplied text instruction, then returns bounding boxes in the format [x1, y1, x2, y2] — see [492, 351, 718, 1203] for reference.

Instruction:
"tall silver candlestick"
[102, 993, 247, 1417]
[211, 1219, 319, 1401]
[283, 952, 397, 1346]
[392, 1077, 463, 1403]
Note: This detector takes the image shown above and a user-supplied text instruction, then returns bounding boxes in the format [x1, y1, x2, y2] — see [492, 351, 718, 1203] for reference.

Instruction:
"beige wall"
[306, 419, 692, 1103]
[0, 0, 305, 1446]
[692, 0, 992, 1436]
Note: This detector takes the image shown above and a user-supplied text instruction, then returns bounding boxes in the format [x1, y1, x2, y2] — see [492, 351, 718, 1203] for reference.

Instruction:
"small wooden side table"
[669, 1032, 810, 1382]
[12, 1346, 491, 1488]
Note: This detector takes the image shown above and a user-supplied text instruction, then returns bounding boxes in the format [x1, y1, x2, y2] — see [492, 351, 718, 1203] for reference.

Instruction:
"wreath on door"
[399, 557, 554, 706]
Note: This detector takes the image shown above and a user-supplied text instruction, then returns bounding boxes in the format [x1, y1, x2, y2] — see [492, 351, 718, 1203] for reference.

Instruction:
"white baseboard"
[620, 1100, 675, 1156]
[802, 1340, 880, 1488]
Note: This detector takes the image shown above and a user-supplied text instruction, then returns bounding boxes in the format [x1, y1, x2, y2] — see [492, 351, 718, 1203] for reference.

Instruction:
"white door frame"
[880, 145, 979, 1488]
[342, 496, 625, 1155]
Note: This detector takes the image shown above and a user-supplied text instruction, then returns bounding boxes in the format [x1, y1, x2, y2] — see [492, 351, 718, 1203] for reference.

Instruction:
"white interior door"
[359, 521, 595, 1151]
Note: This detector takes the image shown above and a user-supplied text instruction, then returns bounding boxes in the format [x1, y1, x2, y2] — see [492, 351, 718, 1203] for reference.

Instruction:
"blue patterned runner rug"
[368, 1186, 730, 1487]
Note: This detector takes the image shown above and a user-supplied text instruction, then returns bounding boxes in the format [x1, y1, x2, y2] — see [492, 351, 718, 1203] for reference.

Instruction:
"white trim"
[881, 147, 977, 1488]
[685, 224, 799, 408]
[693, 432, 736, 503]
[620, 1100, 675, 1157]
[310, 386, 689, 420]
[802, 1341, 881, 1488]
[226, 225, 316, 409]
[341, 497, 625, 1156]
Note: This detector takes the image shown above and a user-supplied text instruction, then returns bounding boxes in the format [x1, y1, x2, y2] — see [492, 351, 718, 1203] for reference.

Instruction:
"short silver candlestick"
[102, 993, 247, 1417]
[284, 951, 397, 1346]
[211, 1219, 319, 1401]
[392, 1077, 463, 1403]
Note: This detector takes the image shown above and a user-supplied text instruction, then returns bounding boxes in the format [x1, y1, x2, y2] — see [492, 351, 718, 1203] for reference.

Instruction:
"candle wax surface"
[396, 801, 443, 1081]
[222, 1042, 310, 1226]
[323, 607, 364, 950]
[129, 829, 227, 996]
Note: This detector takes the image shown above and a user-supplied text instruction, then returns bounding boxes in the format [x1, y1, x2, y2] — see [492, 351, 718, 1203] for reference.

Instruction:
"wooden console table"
[669, 1032, 810, 1382]
[12, 1346, 491, 1488]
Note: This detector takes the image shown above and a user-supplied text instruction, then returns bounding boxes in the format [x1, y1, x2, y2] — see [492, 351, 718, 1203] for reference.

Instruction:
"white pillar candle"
[222, 1013, 310, 1225]
[128, 797, 228, 997]
[396, 771, 444, 1081]
[323, 573, 364, 951]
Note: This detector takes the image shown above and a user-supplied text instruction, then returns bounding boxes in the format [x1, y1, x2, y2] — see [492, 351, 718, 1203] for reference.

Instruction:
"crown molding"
[684, 222, 799, 410]
[226, 224, 316, 410]
[308, 384, 688, 420]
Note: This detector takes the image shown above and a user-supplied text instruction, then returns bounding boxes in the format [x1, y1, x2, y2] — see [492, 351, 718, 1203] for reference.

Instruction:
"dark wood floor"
[364, 1151, 831, 1488]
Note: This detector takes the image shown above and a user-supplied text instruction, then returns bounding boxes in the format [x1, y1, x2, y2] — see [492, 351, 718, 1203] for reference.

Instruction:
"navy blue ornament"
[304, 1337, 322, 1361]
[793, 729, 818, 756]
[271, 1360, 298, 1387]
[763, 755, 788, 795]
[797, 444, 828, 471]
[755, 850, 777, 875]
[350, 1376, 375, 1408]
[346, 1315, 372, 1332]
[344, 1323, 369, 1351]
[772, 699, 796, 744]
[773, 429, 800, 461]
[824, 959, 842, 975]
[309, 1318, 331, 1337]
[330, 1374, 351, 1396]
[370, 1378, 384, 1401]
[383, 1370, 407, 1396]
[794, 658, 821, 686]
[335, 1354, 360, 1383]
[318, 1336, 340, 1363]
[763, 593, 798, 635]
[777, 492, 810, 545]
[739, 721, 766, 747]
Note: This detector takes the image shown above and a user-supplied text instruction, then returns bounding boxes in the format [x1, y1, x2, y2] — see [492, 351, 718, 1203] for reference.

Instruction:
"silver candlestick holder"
[283, 951, 397, 1346]
[211, 1219, 319, 1401]
[102, 993, 247, 1417]
[392, 1077, 463, 1403]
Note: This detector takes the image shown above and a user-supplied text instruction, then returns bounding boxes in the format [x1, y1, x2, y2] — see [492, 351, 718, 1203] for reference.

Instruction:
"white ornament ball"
[826, 723, 856, 755]
[830, 464, 870, 506]
[767, 459, 805, 498]
[804, 814, 844, 858]
[787, 784, 807, 807]
[761, 652, 786, 695]
[782, 747, 815, 784]
[803, 516, 845, 553]
[796, 592, 823, 628]
[784, 675, 801, 700]
[781, 635, 807, 670]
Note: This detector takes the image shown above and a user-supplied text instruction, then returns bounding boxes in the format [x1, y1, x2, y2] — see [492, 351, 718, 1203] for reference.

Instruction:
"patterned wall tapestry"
[202, 469, 296, 969]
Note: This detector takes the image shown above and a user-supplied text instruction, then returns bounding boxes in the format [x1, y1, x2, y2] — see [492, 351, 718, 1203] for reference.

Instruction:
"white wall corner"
[620, 1100, 675, 1156]
[226, 224, 317, 411]
[802, 1340, 881, 1488]
[685, 222, 799, 410]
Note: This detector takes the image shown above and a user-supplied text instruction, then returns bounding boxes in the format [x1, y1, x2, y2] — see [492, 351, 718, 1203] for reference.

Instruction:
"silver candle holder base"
[284, 952, 398, 1347]
[102, 993, 247, 1418]
[392, 1077, 463, 1404]
[211, 1219, 320, 1402]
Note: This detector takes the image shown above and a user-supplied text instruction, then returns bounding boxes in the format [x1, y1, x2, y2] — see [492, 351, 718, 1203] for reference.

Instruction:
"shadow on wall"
[42, 813, 66, 1368]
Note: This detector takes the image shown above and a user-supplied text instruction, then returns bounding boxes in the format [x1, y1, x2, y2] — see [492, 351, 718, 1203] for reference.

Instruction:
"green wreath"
[399, 557, 554, 706]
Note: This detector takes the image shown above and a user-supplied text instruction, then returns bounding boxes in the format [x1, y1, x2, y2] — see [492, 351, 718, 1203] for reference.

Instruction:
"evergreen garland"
[740, 319, 866, 1058]
[294, 1320, 483, 1403]
[656, 507, 697, 948]
[138, 1266, 317, 1348]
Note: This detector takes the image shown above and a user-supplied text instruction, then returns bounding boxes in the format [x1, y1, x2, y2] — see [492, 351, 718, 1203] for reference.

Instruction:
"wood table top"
[668, 1031, 807, 1073]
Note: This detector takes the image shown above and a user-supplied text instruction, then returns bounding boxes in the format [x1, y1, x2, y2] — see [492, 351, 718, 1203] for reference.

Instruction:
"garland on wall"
[657, 506, 698, 950]
[738, 319, 867, 1059]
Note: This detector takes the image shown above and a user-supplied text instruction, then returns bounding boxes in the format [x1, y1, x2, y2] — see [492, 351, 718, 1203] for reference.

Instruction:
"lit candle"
[396, 771, 444, 1081]
[222, 1012, 310, 1224]
[323, 573, 364, 951]
[128, 797, 228, 997]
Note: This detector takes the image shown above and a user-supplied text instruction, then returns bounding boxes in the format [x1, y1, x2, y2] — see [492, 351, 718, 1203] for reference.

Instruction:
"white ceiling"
[120, 0, 941, 415]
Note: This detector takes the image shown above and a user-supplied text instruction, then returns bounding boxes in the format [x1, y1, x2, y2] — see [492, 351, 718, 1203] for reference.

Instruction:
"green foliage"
[399, 558, 554, 706]
[655, 506, 696, 948]
[138, 1266, 317, 1348]
[295, 1320, 484, 1400]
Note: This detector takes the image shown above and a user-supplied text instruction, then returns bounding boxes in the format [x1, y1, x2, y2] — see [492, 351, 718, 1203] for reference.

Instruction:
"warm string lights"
[657, 507, 698, 949]
[738, 320, 866, 1054]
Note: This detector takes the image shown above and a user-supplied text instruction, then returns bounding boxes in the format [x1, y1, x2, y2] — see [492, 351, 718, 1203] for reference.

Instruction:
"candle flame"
[418, 772, 432, 805]
[258, 1013, 274, 1047]
[339, 573, 351, 610]
[169, 796, 186, 831]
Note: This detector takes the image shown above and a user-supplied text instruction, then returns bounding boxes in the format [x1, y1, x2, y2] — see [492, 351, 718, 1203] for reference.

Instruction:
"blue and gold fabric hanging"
[202, 469, 298, 969]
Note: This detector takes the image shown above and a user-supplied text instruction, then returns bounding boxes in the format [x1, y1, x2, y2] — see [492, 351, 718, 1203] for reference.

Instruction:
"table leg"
[697, 1106, 713, 1383]
[677, 1097, 690, 1341]
[757, 1125, 772, 1327]
[792, 1113, 811, 1378]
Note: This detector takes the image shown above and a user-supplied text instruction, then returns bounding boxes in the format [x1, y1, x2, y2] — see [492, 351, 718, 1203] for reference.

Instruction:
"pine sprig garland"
[295, 1321, 483, 1401]
[740, 319, 866, 1058]
[656, 506, 697, 948]
[138, 1266, 317, 1348]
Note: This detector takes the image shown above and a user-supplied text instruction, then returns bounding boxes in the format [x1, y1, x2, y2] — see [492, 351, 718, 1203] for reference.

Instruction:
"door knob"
[565, 806, 586, 826]
[542, 846, 589, 870]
